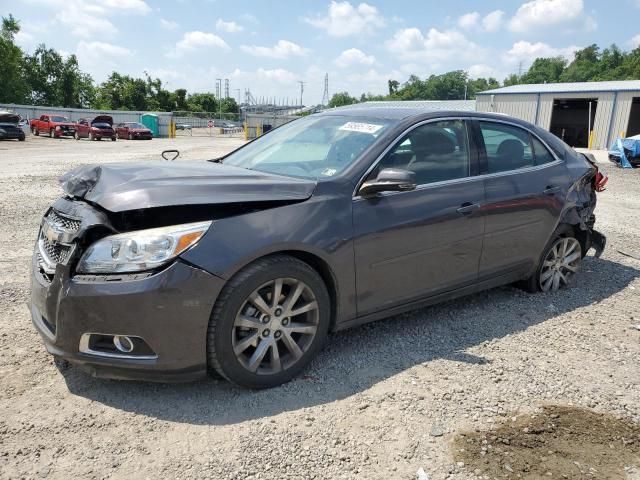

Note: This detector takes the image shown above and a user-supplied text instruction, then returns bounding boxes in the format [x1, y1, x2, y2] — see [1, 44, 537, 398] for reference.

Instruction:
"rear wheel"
[74, 131, 80, 140]
[128, 133, 133, 140]
[111, 136, 116, 142]
[208, 255, 330, 388]
[89, 132, 94, 141]
[32, 127, 39, 136]
[524, 226, 582, 292]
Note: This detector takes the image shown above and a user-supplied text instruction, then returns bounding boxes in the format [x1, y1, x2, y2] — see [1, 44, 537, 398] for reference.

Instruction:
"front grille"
[48, 210, 81, 231]
[37, 209, 81, 276]
[40, 234, 74, 264]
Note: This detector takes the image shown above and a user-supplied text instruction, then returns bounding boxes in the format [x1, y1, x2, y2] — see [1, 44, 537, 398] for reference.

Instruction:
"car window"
[531, 136, 556, 165]
[222, 115, 395, 180]
[370, 120, 471, 185]
[479, 122, 534, 173]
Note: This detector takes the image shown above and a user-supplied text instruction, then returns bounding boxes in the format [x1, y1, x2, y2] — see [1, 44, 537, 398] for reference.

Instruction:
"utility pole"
[297, 80, 306, 108]
[321, 73, 329, 107]
[216, 78, 222, 119]
[224, 79, 229, 99]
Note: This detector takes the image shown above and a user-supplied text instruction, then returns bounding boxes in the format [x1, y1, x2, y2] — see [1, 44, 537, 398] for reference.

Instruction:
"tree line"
[329, 44, 640, 108]
[0, 14, 238, 114]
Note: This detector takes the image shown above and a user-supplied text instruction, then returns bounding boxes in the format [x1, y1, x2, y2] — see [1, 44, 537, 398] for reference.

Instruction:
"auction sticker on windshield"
[339, 122, 383, 134]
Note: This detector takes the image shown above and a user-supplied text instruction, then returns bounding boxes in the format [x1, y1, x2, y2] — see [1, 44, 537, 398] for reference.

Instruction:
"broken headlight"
[77, 221, 212, 273]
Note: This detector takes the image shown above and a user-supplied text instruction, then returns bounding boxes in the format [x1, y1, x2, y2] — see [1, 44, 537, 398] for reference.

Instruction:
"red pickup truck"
[30, 114, 76, 138]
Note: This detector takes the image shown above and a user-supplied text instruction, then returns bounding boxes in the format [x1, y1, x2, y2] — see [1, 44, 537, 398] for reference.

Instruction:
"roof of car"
[319, 100, 477, 120]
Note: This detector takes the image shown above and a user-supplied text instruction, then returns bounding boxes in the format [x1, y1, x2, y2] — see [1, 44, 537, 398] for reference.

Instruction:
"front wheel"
[74, 131, 80, 140]
[524, 227, 582, 292]
[32, 127, 39, 136]
[49, 128, 55, 138]
[89, 132, 94, 141]
[111, 136, 116, 142]
[208, 255, 330, 388]
[128, 133, 133, 140]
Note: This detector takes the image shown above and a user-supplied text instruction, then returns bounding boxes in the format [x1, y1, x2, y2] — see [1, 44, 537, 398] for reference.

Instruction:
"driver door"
[352, 119, 485, 316]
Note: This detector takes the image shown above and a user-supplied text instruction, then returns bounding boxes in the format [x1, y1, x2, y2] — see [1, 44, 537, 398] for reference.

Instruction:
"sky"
[3, 0, 640, 105]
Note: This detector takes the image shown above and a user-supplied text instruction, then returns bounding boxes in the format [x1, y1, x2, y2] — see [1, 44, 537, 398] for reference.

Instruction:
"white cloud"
[509, 0, 596, 33]
[51, 0, 150, 37]
[458, 12, 479, 29]
[216, 19, 244, 33]
[55, 9, 117, 37]
[386, 27, 485, 64]
[77, 41, 132, 57]
[458, 10, 504, 32]
[334, 48, 376, 68]
[101, 0, 150, 14]
[482, 10, 504, 32]
[304, 1, 385, 37]
[231, 68, 297, 85]
[504, 40, 580, 65]
[240, 40, 308, 59]
[167, 31, 230, 57]
[160, 18, 179, 31]
[630, 34, 640, 48]
[467, 64, 501, 79]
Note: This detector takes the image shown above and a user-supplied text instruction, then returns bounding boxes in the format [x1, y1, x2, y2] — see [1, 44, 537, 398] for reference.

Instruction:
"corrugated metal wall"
[478, 91, 640, 149]
[0, 103, 174, 137]
[476, 94, 538, 123]
[608, 91, 637, 145]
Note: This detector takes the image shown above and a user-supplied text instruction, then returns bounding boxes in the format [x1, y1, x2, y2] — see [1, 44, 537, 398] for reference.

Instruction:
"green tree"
[520, 57, 567, 84]
[0, 14, 28, 103]
[328, 92, 358, 108]
[560, 44, 600, 82]
[388, 79, 399, 96]
[187, 92, 217, 112]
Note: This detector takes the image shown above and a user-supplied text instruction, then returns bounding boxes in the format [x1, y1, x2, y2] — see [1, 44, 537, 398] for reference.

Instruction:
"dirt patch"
[453, 405, 640, 479]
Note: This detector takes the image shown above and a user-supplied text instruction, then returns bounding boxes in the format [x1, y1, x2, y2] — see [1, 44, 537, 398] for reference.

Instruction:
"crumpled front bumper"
[30, 256, 225, 382]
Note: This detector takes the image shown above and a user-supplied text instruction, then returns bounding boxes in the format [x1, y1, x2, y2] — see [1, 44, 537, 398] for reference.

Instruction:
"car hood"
[91, 115, 113, 126]
[0, 113, 19, 124]
[59, 161, 317, 212]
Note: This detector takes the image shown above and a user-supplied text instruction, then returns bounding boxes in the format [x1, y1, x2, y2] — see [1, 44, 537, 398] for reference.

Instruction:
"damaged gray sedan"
[30, 108, 607, 388]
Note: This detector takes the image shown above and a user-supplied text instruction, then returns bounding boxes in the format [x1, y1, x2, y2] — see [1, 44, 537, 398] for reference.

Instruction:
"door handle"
[457, 202, 480, 215]
[543, 185, 561, 195]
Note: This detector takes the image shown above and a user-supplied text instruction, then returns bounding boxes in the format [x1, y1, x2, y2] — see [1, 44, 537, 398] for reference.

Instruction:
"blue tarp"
[608, 135, 640, 168]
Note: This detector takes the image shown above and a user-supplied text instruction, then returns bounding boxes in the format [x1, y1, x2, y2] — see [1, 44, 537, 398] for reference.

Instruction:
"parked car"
[0, 111, 26, 141]
[115, 122, 153, 140]
[30, 108, 607, 388]
[175, 123, 192, 131]
[30, 114, 76, 138]
[75, 115, 116, 141]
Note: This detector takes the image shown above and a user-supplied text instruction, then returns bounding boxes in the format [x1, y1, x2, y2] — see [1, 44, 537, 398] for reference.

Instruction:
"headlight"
[77, 221, 212, 274]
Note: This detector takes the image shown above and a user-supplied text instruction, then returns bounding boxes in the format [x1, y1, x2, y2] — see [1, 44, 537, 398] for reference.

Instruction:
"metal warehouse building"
[476, 80, 640, 149]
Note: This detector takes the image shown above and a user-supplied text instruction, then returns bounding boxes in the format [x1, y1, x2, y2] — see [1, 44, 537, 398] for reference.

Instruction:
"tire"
[89, 132, 94, 141]
[116, 132, 120, 140]
[32, 127, 39, 136]
[523, 225, 582, 293]
[19, 136, 25, 142]
[208, 255, 331, 389]
[49, 128, 55, 138]
[74, 132, 80, 140]
[128, 133, 133, 140]
[111, 136, 116, 142]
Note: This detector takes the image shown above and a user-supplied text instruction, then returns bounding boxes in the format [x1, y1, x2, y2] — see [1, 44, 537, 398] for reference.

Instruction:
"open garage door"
[549, 98, 597, 148]
[627, 97, 640, 137]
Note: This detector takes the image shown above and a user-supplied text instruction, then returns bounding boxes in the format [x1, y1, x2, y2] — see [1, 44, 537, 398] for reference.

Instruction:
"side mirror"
[359, 168, 417, 197]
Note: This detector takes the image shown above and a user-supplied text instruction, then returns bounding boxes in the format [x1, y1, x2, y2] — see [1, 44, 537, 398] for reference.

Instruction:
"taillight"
[593, 167, 608, 192]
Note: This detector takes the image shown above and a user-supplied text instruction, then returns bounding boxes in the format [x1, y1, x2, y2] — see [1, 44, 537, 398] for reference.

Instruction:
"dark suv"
[30, 108, 606, 388]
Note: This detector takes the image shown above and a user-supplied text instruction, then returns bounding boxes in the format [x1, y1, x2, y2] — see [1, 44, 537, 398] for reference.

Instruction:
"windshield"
[222, 115, 394, 179]
[126, 122, 145, 129]
[51, 116, 69, 122]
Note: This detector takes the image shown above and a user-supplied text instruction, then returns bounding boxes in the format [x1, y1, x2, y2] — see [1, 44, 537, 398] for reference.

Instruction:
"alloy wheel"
[232, 278, 319, 375]
[539, 237, 581, 292]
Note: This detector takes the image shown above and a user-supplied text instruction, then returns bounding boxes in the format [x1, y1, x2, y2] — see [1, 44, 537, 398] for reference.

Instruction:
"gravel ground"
[0, 137, 639, 480]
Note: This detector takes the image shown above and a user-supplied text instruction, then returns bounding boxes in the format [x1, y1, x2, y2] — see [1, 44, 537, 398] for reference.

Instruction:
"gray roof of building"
[330, 100, 476, 111]
[478, 80, 640, 95]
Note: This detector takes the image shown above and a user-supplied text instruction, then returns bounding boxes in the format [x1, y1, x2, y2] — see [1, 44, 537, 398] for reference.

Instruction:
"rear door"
[39, 115, 48, 134]
[475, 120, 569, 279]
[353, 119, 485, 316]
